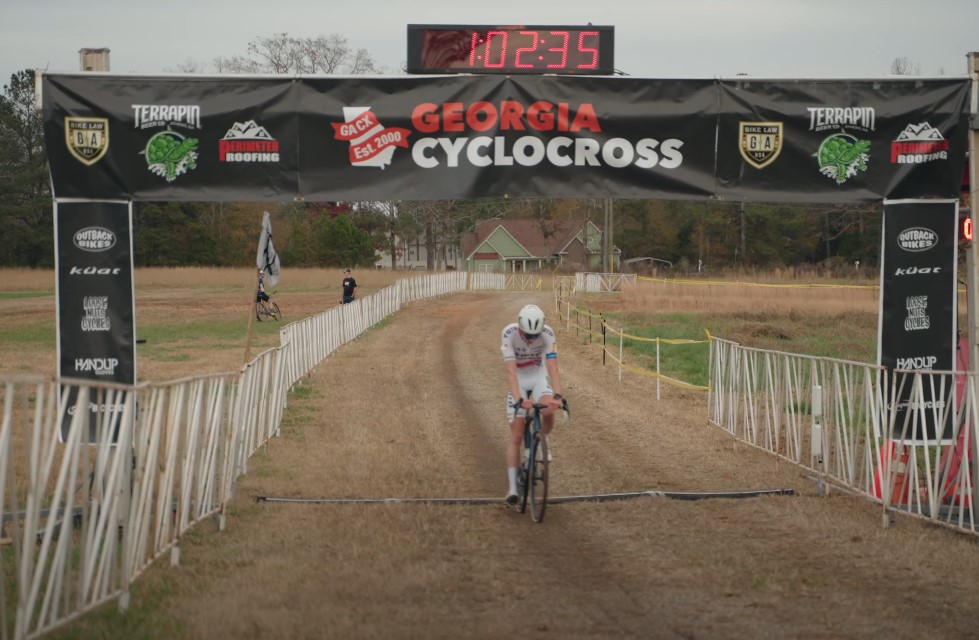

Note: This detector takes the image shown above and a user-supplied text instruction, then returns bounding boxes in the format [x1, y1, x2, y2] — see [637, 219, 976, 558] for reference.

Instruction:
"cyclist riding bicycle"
[501, 303, 564, 505]
[257, 269, 270, 303]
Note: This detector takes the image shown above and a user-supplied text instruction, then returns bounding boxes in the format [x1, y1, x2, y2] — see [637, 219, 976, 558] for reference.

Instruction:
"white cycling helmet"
[517, 304, 546, 335]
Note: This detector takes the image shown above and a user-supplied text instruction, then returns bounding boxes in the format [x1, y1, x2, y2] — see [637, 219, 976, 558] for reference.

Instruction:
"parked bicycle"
[256, 291, 281, 322]
[513, 398, 568, 522]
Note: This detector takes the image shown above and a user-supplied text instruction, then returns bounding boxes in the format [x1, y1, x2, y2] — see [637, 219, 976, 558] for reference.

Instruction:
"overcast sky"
[2, 0, 978, 85]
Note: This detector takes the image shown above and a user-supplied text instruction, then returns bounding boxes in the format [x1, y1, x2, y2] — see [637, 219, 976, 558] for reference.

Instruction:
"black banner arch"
[41, 73, 971, 202]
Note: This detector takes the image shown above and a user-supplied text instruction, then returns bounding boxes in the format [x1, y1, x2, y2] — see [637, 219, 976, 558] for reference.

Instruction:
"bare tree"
[164, 58, 209, 74]
[213, 33, 380, 75]
[890, 57, 921, 76]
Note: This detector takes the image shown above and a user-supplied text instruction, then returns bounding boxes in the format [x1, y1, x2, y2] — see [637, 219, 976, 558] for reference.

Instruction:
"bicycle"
[256, 291, 281, 322]
[513, 397, 568, 522]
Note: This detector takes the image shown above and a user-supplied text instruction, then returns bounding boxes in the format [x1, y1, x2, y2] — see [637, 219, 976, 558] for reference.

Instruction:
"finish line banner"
[55, 201, 136, 442]
[878, 199, 959, 442]
[41, 74, 971, 202]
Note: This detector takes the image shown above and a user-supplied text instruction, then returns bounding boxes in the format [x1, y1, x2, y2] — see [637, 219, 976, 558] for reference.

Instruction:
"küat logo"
[894, 266, 941, 276]
[333, 101, 685, 171]
[891, 122, 949, 165]
[898, 227, 938, 252]
[220, 121, 280, 163]
[70, 266, 122, 276]
[73, 227, 116, 252]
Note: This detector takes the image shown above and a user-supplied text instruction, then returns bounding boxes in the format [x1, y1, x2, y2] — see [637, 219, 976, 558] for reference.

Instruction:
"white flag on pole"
[257, 211, 281, 286]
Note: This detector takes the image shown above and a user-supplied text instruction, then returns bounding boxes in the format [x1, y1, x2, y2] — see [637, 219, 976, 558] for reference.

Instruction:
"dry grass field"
[4, 269, 979, 640]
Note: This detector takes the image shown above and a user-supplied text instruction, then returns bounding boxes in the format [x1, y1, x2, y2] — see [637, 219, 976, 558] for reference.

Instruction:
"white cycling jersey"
[501, 322, 557, 373]
[501, 322, 557, 419]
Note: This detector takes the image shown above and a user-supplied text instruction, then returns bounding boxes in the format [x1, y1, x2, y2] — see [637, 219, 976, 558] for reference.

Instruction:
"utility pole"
[966, 53, 979, 371]
[602, 198, 615, 273]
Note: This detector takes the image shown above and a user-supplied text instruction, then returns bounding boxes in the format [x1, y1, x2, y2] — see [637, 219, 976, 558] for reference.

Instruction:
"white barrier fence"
[709, 338, 978, 535]
[1, 271, 492, 639]
[0, 270, 547, 638]
[575, 272, 636, 292]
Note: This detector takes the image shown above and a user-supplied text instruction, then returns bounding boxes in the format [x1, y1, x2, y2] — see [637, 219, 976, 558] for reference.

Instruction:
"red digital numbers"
[466, 29, 602, 72]
[409, 25, 613, 75]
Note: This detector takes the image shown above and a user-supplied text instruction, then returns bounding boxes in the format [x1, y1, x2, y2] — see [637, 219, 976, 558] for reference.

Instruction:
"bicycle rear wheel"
[256, 301, 267, 321]
[529, 432, 548, 522]
[269, 302, 281, 321]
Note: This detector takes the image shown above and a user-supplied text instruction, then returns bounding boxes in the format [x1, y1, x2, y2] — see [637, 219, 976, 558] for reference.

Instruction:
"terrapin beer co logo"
[739, 122, 782, 169]
[808, 106, 874, 185]
[133, 104, 201, 183]
[65, 117, 109, 165]
[891, 122, 949, 164]
[220, 121, 280, 163]
[332, 101, 686, 171]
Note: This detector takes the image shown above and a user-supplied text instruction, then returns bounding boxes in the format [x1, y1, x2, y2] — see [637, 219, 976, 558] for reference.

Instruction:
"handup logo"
[897, 227, 937, 252]
[331, 107, 411, 169]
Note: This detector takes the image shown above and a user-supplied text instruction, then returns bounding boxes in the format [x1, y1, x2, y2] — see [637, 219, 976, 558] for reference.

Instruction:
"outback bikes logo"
[220, 120, 280, 163]
[808, 106, 874, 185]
[897, 226, 938, 252]
[133, 104, 201, 183]
[331, 101, 685, 171]
[73, 226, 116, 252]
[64, 117, 109, 165]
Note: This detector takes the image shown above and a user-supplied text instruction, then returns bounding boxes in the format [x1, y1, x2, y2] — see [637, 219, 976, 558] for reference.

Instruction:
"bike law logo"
[739, 121, 782, 169]
[65, 117, 109, 165]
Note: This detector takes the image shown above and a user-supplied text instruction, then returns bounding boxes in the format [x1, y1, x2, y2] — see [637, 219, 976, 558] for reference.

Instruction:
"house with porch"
[460, 219, 619, 272]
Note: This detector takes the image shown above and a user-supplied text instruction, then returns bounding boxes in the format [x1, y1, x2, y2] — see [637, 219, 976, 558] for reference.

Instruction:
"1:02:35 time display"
[408, 25, 615, 75]
[468, 29, 599, 71]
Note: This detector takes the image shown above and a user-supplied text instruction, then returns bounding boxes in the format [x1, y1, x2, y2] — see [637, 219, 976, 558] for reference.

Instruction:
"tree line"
[4, 38, 919, 272]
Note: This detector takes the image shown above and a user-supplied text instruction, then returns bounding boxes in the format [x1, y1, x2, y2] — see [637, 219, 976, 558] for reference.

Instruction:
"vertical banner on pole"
[879, 199, 959, 442]
[55, 200, 136, 441]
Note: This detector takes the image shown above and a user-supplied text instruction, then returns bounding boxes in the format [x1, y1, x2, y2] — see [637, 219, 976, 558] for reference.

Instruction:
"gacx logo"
[73, 227, 116, 252]
[897, 227, 937, 252]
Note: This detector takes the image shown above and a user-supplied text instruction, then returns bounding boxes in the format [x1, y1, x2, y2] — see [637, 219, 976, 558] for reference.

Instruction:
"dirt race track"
[59, 290, 979, 640]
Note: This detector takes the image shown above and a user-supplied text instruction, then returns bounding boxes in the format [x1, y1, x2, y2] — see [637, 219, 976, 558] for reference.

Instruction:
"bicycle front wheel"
[269, 302, 281, 321]
[529, 432, 548, 522]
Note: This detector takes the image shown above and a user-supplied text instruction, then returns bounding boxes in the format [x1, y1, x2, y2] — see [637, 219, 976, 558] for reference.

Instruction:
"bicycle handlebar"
[511, 397, 570, 413]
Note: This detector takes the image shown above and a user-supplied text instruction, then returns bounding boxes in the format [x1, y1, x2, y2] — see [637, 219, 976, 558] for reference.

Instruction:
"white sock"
[507, 467, 518, 494]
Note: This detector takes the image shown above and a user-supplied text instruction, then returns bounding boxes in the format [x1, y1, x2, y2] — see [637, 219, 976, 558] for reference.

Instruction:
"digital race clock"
[407, 24, 615, 75]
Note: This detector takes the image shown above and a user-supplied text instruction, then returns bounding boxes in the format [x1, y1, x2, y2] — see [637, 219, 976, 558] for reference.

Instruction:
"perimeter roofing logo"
[808, 106, 874, 185]
[891, 122, 949, 165]
[220, 120, 280, 163]
[332, 107, 411, 169]
[739, 122, 782, 169]
[65, 117, 109, 166]
[133, 104, 201, 183]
